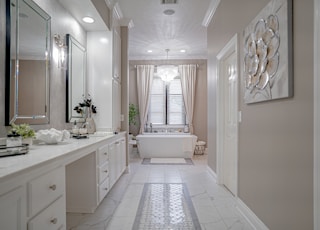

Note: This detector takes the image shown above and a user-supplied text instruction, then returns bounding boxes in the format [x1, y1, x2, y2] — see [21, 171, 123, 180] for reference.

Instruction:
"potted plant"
[73, 94, 97, 118]
[9, 123, 36, 145]
[129, 103, 139, 136]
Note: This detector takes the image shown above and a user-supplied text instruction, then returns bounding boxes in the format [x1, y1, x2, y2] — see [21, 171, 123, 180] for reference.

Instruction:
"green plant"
[129, 103, 139, 126]
[9, 123, 35, 139]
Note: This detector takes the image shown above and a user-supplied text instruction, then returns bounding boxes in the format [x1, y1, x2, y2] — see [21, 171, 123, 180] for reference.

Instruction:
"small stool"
[194, 141, 206, 155]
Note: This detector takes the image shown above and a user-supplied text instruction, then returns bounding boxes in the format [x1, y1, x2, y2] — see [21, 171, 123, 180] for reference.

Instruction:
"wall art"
[243, 0, 293, 103]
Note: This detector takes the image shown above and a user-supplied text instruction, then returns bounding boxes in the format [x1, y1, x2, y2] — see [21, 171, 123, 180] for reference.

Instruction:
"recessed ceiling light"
[163, 9, 175, 15]
[147, 50, 153, 53]
[82, 16, 95, 23]
[180, 49, 186, 53]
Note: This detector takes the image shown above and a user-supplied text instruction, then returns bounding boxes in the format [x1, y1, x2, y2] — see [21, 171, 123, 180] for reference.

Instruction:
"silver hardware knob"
[50, 218, 58, 224]
[49, 184, 56, 191]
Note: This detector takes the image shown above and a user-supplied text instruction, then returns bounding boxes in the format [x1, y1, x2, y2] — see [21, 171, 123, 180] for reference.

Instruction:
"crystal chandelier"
[155, 49, 180, 82]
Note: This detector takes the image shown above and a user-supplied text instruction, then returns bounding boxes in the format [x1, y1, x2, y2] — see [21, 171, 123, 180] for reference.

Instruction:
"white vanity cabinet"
[108, 137, 126, 188]
[66, 133, 126, 213]
[0, 132, 127, 229]
[0, 166, 66, 230]
[97, 144, 110, 203]
[27, 167, 66, 230]
[0, 186, 26, 230]
[65, 146, 111, 213]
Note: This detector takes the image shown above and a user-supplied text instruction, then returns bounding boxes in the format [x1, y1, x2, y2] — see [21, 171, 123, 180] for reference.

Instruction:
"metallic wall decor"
[243, 0, 293, 103]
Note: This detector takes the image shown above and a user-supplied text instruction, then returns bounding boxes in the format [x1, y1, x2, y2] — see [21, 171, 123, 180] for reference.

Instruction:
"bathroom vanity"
[0, 132, 127, 230]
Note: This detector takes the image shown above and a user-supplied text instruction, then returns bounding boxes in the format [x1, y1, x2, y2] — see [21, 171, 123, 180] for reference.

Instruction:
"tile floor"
[67, 149, 253, 230]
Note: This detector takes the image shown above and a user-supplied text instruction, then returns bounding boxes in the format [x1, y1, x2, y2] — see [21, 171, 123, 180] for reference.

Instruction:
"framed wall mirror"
[5, 0, 51, 125]
[66, 34, 86, 123]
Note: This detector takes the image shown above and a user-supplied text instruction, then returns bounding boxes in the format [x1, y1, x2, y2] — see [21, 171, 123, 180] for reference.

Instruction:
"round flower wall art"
[243, 0, 293, 103]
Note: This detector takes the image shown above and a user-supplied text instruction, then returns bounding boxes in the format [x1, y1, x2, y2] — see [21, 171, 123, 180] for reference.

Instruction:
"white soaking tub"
[136, 133, 198, 158]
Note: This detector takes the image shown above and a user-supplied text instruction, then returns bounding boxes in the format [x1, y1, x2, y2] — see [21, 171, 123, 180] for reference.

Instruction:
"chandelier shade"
[155, 65, 180, 82]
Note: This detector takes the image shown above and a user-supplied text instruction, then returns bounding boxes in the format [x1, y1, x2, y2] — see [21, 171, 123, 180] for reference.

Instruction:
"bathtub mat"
[142, 158, 194, 165]
[132, 183, 201, 230]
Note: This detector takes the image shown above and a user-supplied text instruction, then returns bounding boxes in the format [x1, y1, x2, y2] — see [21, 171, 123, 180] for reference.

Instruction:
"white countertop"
[0, 134, 121, 181]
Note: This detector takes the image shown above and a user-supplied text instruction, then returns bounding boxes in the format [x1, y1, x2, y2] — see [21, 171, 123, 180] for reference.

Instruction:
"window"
[148, 77, 186, 125]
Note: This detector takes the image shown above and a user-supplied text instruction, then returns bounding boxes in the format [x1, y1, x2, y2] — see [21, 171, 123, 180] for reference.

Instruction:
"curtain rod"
[134, 64, 199, 68]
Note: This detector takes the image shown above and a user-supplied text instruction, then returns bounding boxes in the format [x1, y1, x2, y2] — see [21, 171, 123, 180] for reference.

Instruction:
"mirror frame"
[65, 34, 87, 122]
[5, 0, 51, 125]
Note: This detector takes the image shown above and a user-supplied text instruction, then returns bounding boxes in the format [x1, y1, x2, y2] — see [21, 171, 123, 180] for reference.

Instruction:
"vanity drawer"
[28, 196, 65, 230]
[98, 161, 109, 184]
[28, 167, 65, 217]
[98, 177, 110, 203]
[97, 145, 109, 166]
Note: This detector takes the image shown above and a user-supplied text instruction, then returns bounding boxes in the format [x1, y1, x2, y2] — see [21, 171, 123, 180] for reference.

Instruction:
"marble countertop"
[0, 133, 120, 181]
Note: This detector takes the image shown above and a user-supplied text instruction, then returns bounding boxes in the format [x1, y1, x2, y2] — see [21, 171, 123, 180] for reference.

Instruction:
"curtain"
[179, 64, 197, 134]
[137, 65, 154, 134]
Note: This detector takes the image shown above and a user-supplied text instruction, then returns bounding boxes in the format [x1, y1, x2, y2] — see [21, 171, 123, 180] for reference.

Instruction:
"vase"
[22, 137, 33, 146]
[86, 117, 96, 134]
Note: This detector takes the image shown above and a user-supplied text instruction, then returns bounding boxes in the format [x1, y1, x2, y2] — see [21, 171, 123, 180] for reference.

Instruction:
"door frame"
[314, 0, 320, 228]
[216, 34, 239, 196]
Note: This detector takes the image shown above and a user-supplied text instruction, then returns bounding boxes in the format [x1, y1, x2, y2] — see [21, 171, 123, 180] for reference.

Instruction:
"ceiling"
[59, 0, 220, 60]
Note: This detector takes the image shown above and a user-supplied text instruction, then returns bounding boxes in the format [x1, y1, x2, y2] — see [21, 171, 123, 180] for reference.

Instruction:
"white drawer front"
[98, 161, 109, 184]
[98, 177, 109, 203]
[28, 196, 66, 230]
[28, 167, 65, 217]
[97, 145, 109, 166]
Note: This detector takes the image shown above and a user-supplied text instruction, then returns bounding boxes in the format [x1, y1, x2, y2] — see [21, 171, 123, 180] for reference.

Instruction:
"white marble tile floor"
[67, 149, 253, 230]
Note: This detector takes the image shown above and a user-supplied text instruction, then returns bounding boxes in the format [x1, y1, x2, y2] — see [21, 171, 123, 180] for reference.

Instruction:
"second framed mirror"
[66, 34, 86, 123]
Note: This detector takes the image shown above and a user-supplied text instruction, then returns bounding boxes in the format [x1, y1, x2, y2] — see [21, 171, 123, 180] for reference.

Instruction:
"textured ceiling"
[117, 0, 213, 60]
[59, 0, 219, 60]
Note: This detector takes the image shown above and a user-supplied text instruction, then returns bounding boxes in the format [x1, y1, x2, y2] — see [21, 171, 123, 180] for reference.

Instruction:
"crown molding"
[113, 2, 123, 20]
[104, 0, 112, 8]
[120, 18, 134, 28]
[202, 0, 220, 27]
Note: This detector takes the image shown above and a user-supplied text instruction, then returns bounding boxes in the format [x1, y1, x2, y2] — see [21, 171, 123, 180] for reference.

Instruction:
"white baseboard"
[236, 198, 269, 230]
[207, 166, 217, 181]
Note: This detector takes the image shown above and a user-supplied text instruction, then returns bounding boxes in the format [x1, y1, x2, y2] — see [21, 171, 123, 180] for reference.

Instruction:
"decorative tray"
[0, 144, 29, 158]
[71, 133, 89, 139]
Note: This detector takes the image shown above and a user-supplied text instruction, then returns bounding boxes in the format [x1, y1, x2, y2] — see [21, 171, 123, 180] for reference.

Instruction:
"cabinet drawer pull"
[50, 218, 58, 224]
[49, 184, 57, 191]
[104, 152, 108, 155]
[104, 188, 108, 191]
[104, 170, 108, 173]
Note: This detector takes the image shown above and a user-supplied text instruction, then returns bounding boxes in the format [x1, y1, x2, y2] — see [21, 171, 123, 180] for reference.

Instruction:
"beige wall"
[10, 60, 46, 125]
[208, 0, 313, 229]
[129, 59, 207, 143]
[0, 0, 86, 135]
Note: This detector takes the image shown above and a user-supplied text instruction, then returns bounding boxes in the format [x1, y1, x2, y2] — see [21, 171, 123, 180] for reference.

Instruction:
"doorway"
[216, 34, 239, 196]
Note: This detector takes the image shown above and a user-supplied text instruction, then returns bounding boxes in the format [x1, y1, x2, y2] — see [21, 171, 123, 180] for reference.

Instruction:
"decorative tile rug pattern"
[132, 183, 201, 230]
[142, 158, 194, 165]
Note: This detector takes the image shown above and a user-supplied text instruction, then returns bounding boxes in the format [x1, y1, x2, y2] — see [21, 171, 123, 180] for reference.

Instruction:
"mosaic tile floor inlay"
[132, 183, 201, 230]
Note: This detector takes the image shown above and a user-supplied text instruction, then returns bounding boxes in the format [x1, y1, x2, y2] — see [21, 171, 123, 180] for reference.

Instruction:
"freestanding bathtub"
[136, 133, 198, 158]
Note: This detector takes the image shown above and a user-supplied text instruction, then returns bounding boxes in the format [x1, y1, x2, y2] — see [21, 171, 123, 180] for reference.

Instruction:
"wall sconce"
[54, 34, 67, 69]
